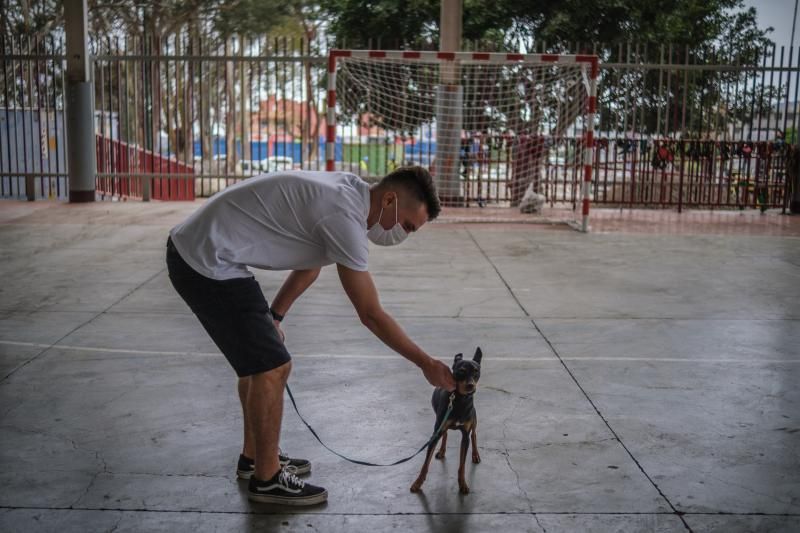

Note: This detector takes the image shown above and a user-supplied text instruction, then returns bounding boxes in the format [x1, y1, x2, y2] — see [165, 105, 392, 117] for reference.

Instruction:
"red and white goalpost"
[326, 50, 598, 232]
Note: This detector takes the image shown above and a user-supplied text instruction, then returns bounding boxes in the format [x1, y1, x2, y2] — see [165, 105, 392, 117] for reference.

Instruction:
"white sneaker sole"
[247, 489, 328, 506]
[237, 463, 311, 479]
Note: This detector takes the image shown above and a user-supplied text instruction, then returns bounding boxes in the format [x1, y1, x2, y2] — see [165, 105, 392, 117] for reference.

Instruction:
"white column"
[435, 0, 463, 204]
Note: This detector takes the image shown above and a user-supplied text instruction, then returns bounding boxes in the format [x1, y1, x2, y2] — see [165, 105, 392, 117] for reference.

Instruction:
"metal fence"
[1, 34, 797, 210]
[0, 36, 69, 200]
[591, 138, 789, 210]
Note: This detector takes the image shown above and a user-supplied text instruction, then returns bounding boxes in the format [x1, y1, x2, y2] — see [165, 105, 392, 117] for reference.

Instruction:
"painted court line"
[1, 340, 798, 364]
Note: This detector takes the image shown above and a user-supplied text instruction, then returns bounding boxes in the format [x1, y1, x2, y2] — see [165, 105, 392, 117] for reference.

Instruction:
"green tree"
[2, 0, 297, 170]
[323, 0, 773, 53]
[87, 1, 295, 169]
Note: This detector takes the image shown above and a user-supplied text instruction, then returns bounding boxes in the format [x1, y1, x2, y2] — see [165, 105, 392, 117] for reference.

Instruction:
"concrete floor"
[1, 201, 799, 533]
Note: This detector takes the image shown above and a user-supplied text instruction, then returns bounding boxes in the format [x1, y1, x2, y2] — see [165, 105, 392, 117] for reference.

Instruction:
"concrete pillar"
[435, 0, 463, 205]
[434, 86, 463, 204]
[64, 0, 96, 202]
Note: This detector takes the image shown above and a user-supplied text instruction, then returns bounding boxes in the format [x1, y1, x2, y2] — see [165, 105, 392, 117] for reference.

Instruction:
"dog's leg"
[458, 429, 470, 494]
[410, 437, 440, 493]
[471, 423, 481, 464]
[435, 430, 448, 460]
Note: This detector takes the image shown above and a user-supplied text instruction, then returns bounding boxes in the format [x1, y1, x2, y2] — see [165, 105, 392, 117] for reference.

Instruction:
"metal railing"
[1, 35, 797, 210]
[0, 36, 68, 200]
[589, 138, 788, 211]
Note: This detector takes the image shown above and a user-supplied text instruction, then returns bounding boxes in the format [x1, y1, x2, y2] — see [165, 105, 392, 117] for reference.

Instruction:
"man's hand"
[421, 357, 456, 391]
[273, 320, 285, 343]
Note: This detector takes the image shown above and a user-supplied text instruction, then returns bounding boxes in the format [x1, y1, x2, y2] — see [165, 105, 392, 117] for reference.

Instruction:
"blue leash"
[285, 384, 455, 467]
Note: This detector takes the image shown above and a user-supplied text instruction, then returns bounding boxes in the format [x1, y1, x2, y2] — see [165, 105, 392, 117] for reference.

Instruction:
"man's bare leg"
[237, 377, 256, 459]
[248, 360, 292, 480]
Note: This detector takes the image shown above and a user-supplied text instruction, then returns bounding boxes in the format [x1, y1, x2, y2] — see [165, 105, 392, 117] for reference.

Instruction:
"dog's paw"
[459, 483, 470, 494]
[435, 451, 446, 460]
[472, 453, 481, 464]
[410, 481, 423, 493]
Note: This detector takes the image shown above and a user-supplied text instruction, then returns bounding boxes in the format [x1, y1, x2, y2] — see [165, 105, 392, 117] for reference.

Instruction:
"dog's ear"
[454, 353, 463, 363]
[472, 347, 482, 364]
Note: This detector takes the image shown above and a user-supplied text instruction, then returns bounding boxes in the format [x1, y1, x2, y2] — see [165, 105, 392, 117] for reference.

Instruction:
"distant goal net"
[326, 50, 598, 231]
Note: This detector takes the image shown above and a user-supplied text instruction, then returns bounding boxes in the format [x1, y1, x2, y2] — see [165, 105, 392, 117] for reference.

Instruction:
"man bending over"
[166, 166, 455, 505]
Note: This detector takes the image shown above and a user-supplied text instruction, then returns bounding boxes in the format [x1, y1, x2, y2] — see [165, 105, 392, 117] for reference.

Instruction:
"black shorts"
[166, 236, 291, 377]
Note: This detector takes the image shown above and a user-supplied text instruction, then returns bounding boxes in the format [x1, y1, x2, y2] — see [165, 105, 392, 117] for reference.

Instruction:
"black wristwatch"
[270, 307, 284, 322]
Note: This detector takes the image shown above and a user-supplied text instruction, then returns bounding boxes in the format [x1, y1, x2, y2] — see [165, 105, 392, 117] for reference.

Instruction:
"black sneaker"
[236, 450, 311, 480]
[237, 454, 256, 480]
[279, 449, 311, 475]
[247, 467, 328, 506]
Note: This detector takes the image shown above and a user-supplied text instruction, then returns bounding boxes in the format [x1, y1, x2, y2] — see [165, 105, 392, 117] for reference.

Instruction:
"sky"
[742, 0, 799, 48]
[743, 0, 799, 103]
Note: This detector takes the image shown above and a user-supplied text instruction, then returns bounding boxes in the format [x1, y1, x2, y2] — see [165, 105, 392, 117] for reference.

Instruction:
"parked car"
[266, 156, 294, 172]
[237, 156, 295, 174]
[238, 159, 265, 173]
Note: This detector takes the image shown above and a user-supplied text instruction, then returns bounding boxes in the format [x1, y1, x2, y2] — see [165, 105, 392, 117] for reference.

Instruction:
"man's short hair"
[378, 166, 441, 221]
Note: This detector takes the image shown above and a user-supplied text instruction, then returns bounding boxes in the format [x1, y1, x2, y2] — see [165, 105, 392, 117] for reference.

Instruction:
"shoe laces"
[278, 467, 304, 489]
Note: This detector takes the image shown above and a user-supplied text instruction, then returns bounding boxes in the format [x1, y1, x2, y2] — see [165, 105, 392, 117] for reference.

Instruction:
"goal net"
[326, 50, 598, 231]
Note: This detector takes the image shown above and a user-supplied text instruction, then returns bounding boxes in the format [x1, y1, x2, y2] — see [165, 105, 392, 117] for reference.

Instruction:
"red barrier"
[95, 135, 195, 201]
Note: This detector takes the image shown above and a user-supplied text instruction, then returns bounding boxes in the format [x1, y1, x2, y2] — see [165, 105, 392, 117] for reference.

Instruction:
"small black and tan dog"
[411, 347, 482, 494]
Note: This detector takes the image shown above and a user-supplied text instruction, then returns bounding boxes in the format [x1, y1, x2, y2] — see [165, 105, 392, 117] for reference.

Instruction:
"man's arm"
[271, 268, 321, 317]
[337, 264, 455, 391]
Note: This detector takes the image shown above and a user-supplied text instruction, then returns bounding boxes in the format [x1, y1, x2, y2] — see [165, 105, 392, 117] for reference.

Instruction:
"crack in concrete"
[501, 398, 534, 513]
[2, 505, 800, 518]
[0, 425, 99, 462]
[62, 438, 111, 509]
[533, 513, 547, 532]
[105, 386, 136, 407]
[454, 294, 500, 319]
[70, 453, 108, 509]
[465, 228, 695, 533]
[105, 471, 230, 480]
[96, 450, 109, 475]
[480, 437, 618, 456]
[106, 511, 123, 533]
[71, 471, 102, 509]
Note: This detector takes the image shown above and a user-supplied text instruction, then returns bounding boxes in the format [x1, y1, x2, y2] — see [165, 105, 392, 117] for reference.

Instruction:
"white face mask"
[367, 197, 408, 246]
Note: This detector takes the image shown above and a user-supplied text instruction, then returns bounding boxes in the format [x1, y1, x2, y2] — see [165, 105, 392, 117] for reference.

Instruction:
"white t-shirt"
[169, 171, 371, 280]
